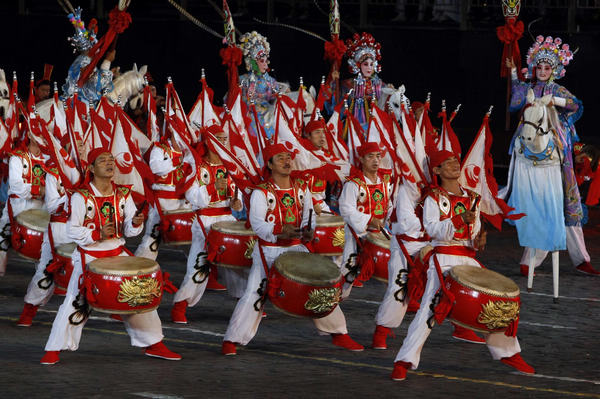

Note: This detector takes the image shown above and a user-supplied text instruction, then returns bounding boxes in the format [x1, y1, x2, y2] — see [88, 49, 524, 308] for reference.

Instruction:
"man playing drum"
[338, 142, 392, 295]
[221, 143, 363, 355]
[17, 166, 79, 326]
[170, 125, 244, 324]
[0, 131, 49, 276]
[40, 148, 181, 365]
[391, 150, 534, 381]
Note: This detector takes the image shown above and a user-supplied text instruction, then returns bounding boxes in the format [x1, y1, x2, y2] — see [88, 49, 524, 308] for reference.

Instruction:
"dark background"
[3, 1, 600, 173]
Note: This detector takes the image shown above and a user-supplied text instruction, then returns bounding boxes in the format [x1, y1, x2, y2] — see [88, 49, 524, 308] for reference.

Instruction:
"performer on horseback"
[505, 35, 598, 276]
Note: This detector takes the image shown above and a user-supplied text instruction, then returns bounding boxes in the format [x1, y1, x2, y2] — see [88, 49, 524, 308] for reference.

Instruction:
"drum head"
[88, 256, 159, 276]
[17, 209, 50, 231]
[211, 220, 254, 236]
[450, 265, 520, 298]
[315, 214, 344, 227]
[56, 243, 77, 257]
[162, 208, 193, 215]
[365, 231, 390, 249]
[274, 252, 341, 286]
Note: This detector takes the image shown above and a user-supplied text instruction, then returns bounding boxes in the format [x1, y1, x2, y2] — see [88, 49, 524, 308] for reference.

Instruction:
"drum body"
[362, 232, 391, 282]
[54, 243, 77, 291]
[446, 265, 521, 333]
[312, 215, 345, 256]
[160, 209, 194, 245]
[11, 209, 50, 260]
[84, 256, 164, 314]
[207, 221, 257, 269]
[268, 252, 343, 318]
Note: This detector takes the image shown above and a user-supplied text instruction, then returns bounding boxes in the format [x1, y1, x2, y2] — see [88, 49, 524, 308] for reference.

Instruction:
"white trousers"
[375, 239, 429, 328]
[223, 243, 348, 345]
[45, 249, 163, 351]
[521, 225, 591, 268]
[394, 253, 520, 369]
[23, 222, 71, 306]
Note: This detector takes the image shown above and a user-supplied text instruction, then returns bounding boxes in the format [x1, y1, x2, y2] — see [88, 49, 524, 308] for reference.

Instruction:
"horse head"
[519, 89, 554, 155]
[0, 69, 9, 99]
[107, 63, 148, 105]
[382, 84, 406, 121]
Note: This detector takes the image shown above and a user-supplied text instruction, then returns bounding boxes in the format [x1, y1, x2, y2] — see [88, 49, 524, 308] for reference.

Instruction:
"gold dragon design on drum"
[117, 276, 162, 307]
[304, 287, 342, 314]
[477, 300, 520, 330]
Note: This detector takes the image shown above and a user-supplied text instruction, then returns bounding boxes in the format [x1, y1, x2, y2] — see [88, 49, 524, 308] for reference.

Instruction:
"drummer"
[17, 164, 80, 327]
[391, 150, 534, 381]
[0, 130, 49, 276]
[41, 148, 181, 365]
[339, 142, 392, 294]
[221, 143, 363, 355]
[170, 124, 244, 324]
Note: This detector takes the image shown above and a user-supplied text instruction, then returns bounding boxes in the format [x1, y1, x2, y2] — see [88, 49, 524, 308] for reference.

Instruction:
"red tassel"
[45, 259, 64, 274]
[357, 249, 375, 282]
[162, 272, 178, 294]
[433, 289, 455, 325]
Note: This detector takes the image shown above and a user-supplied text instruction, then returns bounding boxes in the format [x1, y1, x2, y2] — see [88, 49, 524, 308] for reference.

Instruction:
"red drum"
[268, 252, 343, 318]
[160, 209, 194, 245]
[312, 215, 345, 256]
[207, 221, 257, 269]
[362, 232, 391, 282]
[11, 209, 50, 260]
[54, 243, 77, 292]
[446, 265, 521, 333]
[84, 256, 165, 314]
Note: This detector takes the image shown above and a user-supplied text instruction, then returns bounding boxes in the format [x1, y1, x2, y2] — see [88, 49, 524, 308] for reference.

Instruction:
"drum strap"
[342, 225, 364, 283]
[423, 249, 457, 329]
[39, 224, 62, 290]
[253, 244, 270, 312]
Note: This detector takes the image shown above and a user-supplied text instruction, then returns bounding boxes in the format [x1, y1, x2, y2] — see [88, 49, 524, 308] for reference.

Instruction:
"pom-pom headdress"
[345, 32, 382, 75]
[67, 7, 98, 53]
[239, 31, 270, 72]
[525, 35, 574, 80]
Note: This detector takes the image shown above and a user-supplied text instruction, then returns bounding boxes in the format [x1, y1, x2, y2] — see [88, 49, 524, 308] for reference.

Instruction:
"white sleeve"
[301, 189, 316, 231]
[339, 181, 370, 235]
[44, 174, 66, 215]
[67, 193, 97, 246]
[552, 96, 567, 107]
[249, 190, 276, 243]
[394, 183, 422, 237]
[185, 181, 211, 209]
[423, 196, 456, 242]
[149, 146, 175, 177]
[122, 195, 144, 237]
[8, 156, 32, 199]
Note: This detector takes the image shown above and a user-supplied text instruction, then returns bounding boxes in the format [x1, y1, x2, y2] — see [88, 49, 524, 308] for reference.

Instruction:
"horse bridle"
[519, 104, 552, 136]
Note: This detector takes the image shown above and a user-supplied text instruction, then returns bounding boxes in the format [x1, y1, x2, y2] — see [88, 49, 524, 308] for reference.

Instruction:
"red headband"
[304, 120, 327, 136]
[263, 143, 295, 164]
[429, 150, 457, 169]
[87, 147, 111, 165]
[357, 142, 383, 158]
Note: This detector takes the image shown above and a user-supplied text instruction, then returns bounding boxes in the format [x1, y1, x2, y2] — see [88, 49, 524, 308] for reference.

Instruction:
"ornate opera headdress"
[66, 7, 98, 53]
[526, 35, 574, 80]
[501, 0, 521, 19]
[239, 31, 270, 72]
[345, 32, 382, 75]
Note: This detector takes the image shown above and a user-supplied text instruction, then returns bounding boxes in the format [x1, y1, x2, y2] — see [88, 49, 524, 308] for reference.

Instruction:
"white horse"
[263, 85, 317, 128]
[0, 69, 10, 119]
[501, 88, 563, 301]
[381, 84, 407, 122]
[35, 63, 148, 122]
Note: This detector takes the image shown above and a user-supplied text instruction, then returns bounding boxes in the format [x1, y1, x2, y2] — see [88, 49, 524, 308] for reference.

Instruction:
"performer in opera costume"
[238, 31, 289, 139]
[40, 149, 180, 365]
[0, 132, 49, 276]
[505, 35, 598, 276]
[170, 125, 244, 324]
[391, 151, 534, 381]
[221, 143, 363, 355]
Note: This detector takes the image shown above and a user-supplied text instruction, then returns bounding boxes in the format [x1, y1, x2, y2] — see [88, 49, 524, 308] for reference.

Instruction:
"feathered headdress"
[239, 31, 270, 72]
[67, 7, 98, 53]
[345, 32, 381, 75]
[525, 35, 574, 80]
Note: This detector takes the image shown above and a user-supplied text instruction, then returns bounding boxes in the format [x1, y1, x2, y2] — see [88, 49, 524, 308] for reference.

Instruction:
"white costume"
[394, 188, 521, 368]
[45, 182, 163, 351]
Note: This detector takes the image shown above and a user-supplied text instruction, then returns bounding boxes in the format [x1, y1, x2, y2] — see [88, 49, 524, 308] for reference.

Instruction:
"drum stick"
[135, 201, 148, 217]
[306, 209, 313, 232]
[380, 227, 391, 240]
[233, 186, 239, 200]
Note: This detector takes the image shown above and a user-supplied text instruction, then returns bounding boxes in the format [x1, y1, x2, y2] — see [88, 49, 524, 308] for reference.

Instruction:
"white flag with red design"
[459, 113, 524, 230]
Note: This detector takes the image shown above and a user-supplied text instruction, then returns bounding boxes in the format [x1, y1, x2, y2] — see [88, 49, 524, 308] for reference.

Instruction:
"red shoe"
[145, 341, 182, 360]
[575, 262, 600, 276]
[407, 298, 420, 313]
[222, 340, 237, 356]
[171, 300, 188, 324]
[17, 303, 39, 327]
[372, 325, 393, 350]
[54, 286, 67, 296]
[501, 353, 535, 374]
[452, 324, 486, 344]
[353, 280, 364, 288]
[40, 351, 60, 365]
[520, 265, 536, 277]
[207, 267, 227, 291]
[331, 334, 364, 352]
[262, 311, 267, 318]
[110, 314, 123, 322]
[391, 361, 411, 381]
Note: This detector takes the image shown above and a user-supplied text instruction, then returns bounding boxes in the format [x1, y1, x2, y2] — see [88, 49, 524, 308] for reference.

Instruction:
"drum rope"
[192, 251, 210, 284]
[68, 293, 91, 325]
[38, 260, 55, 290]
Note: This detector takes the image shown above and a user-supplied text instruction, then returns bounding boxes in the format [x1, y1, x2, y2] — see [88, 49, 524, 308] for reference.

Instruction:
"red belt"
[153, 189, 183, 200]
[50, 214, 68, 223]
[197, 207, 232, 217]
[397, 234, 430, 242]
[259, 238, 302, 248]
[77, 245, 132, 259]
[433, 245, 476, 258]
